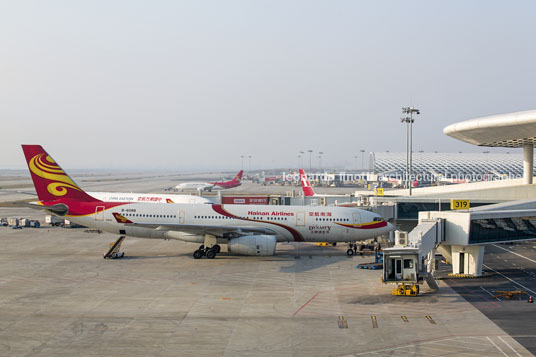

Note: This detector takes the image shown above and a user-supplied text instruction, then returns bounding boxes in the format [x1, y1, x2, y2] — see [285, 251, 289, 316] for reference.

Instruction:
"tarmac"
[444, 241, 536, 355]
[0, 171, 533, 356]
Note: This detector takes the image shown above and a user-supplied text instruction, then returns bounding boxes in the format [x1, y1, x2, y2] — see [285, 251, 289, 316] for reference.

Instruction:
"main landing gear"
[193, 244, 221, 259]
[193, 234, 221, 259]
[104, 236, 126, 259]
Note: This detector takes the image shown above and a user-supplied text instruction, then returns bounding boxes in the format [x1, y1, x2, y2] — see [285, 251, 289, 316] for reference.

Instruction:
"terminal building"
[381, 110, 536, 295]
[370, 151, 527, 182]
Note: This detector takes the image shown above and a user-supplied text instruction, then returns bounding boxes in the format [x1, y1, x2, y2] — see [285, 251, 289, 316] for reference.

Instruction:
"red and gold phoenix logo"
[29, 153, 83, 197]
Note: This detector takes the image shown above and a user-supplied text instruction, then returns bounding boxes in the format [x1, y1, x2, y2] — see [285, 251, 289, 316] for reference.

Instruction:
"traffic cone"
[529, 296, 534, 303]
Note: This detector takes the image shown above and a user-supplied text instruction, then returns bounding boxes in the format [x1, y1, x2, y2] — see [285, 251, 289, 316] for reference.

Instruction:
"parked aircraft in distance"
[89, 192, 212, 204]
[299, 169, 349, 198]
[7, 189, 211, 204]
[175, 170, 243, 191]
[22, 145, 393, 259]
[299, 169, 361, 208]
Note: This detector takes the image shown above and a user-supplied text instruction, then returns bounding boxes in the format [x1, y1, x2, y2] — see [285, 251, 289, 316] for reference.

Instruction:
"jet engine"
[227, 235, 277, 256]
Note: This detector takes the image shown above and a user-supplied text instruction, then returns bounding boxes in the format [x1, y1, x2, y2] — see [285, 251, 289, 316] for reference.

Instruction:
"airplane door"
[352, 212, 361, 225]
[95, 206, 105, 221]
[178, 210, 185, 224]
[296, 212, 305, 226]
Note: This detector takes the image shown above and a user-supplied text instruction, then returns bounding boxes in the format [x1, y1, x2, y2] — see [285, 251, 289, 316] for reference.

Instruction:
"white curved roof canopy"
[443, 110, 536, 147]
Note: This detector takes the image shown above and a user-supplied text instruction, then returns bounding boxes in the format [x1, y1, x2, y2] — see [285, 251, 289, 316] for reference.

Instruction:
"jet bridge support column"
[450, 245, 485, 276]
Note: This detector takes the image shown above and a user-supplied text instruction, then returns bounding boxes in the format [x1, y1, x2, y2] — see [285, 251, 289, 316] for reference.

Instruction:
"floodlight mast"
[401, 107, 420, 195]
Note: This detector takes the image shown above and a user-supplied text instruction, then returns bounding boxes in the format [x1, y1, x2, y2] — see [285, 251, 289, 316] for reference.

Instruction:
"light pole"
[318, 151, 324, 172]
[360, 149, 365, 170]
[248, 155, 252, 177]
[299, 151, 304, 168]
[401, 106, 420, 195]
[308, 150, 313, 173]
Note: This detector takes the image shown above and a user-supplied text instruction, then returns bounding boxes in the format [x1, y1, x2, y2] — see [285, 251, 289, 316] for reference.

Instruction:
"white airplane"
[175, 170, 243, 191]
[22, 145, 393, 259]
[88, 192, 211, 204]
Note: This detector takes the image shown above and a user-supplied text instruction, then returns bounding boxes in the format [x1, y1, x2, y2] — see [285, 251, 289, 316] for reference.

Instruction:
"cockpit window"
[373, 217, 383, 222]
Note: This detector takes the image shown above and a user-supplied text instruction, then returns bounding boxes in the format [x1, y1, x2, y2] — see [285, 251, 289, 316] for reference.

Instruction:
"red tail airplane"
[21, 145, 392, 259]
[210, 170, 243, 189]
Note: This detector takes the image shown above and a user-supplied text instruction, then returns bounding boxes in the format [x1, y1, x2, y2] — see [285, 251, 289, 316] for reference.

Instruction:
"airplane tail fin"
[299, 169, 315, 197]
[21, 145, 100, 203]
[234, 170, 243, 182]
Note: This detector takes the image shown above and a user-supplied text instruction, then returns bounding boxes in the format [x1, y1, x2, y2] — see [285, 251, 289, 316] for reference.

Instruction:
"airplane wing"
[112, 213, 277, 238]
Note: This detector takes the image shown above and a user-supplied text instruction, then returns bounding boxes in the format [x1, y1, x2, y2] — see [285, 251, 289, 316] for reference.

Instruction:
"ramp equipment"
[104, 236, 126, 259]
[493, 290, 527, 300]
[392, 283, 419, 296]
[356, 252, 383, 270]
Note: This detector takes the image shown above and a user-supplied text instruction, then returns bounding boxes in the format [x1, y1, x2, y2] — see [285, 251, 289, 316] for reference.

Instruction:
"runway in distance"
[22, 145, 392, 259]
[175, 170, 243, 191]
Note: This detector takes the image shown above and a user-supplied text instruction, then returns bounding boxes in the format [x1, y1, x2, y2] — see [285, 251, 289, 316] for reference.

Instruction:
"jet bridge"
[383, 200, 536, 295]
[383, 220, 444, 295]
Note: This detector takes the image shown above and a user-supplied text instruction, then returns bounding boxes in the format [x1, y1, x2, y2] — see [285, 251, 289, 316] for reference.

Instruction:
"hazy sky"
[1, 1, 535, 171]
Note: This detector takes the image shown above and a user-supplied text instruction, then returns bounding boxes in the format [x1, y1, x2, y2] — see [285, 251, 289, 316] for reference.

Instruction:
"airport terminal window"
[403, 259, 413, 269]
[469, 217, 536, 244]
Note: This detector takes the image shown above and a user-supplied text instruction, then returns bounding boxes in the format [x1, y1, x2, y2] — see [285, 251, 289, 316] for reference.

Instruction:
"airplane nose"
[385, 222, 394, 231]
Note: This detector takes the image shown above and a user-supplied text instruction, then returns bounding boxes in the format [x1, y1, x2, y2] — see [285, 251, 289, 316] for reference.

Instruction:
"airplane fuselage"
[55, 201, 391, 244]
[175, 182, 214, 191]
[210, 181, 241, 189]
